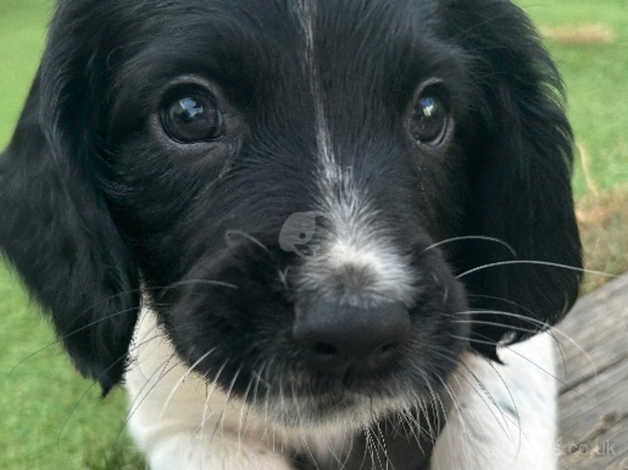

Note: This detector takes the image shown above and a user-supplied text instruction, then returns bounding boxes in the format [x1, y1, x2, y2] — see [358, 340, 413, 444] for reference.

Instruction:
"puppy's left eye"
[409, 82, 451, 147]
[160, 86, 224, 143]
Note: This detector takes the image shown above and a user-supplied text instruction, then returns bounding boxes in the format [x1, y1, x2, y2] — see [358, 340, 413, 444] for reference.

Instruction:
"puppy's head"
[1, 0, 581, 428]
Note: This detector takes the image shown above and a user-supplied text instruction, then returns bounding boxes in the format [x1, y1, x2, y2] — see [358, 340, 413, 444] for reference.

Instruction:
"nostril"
[378, 343, 397, 354]
[312, 342, 338, 357]
[372, 342, 401, 362]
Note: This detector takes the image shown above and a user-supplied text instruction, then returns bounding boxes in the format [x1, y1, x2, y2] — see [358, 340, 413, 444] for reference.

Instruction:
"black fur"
[1, 0, 580, 445]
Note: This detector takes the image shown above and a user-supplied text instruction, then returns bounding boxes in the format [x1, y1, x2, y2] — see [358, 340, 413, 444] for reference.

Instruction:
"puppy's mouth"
[249, 383, 406, 429]
[236, 339, 460, 430]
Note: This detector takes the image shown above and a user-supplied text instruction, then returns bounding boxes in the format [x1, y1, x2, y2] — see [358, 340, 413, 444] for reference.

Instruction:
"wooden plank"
[557, 273, 628, 469]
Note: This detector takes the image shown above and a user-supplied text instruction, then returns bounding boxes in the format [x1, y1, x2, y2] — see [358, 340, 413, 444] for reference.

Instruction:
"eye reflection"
[410, 92, 449, 146]
[176, 97, 205, 121]
[160, 86, 224, 144]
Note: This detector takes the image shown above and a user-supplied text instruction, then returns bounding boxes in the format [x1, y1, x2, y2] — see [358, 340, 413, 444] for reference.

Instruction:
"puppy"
[0, 0, 582, 468]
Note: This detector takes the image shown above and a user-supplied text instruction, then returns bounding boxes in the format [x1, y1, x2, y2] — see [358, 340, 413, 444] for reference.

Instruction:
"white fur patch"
[298, 228, 417, 306]
[431, 333, 558, 470]
[126, 309, 559, 469]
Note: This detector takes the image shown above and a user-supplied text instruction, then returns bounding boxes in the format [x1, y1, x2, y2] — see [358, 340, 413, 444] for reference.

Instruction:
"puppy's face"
[0, 0, 582, 431]
[109, 0, 471, 426]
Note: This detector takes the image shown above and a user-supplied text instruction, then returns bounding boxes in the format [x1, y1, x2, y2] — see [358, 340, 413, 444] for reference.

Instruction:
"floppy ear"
[449, 1, 583, 357]
[0, 21, 140, 393]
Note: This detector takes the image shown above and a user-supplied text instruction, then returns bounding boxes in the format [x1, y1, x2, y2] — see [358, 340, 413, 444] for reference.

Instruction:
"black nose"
[293, 300, 411, 375]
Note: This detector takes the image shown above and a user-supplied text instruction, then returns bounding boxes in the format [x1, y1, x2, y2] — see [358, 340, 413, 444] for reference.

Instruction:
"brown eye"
[160, 86, 223, 143]
[409, 84, 451, 146]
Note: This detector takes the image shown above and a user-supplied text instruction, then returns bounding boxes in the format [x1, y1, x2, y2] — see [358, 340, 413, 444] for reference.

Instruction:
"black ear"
[0, 22, 140, 392]
[449, 1, 583, 356]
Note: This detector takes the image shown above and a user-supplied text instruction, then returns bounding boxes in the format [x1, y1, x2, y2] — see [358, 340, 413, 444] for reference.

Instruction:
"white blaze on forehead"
[292, 1, 415, 304]
[292, 0, 338, 184]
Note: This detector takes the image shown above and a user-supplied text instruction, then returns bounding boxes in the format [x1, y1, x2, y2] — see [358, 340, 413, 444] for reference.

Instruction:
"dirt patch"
[541, 23, 615, 45]
[576, 186, 628, 293]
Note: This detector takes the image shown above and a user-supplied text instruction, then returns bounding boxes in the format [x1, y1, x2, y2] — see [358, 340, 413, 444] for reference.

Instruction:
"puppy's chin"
[255, 388, 413, 433]
[241, 347, 464, 433]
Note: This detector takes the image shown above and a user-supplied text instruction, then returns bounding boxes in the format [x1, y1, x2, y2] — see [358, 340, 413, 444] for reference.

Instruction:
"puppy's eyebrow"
[115, 35, 259, 91]
[111, 9, 298, 103]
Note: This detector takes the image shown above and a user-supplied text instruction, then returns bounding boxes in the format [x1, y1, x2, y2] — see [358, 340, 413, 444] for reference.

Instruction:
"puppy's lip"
[274, 389, 358, 414]
[294, 374, 399, 401]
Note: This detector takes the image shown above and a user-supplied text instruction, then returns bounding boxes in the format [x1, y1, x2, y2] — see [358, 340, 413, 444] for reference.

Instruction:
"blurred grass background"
[0, 0, 626, 468]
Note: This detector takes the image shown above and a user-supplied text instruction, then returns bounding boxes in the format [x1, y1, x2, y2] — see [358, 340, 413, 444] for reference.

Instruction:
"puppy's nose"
[293, 300, 411, 375]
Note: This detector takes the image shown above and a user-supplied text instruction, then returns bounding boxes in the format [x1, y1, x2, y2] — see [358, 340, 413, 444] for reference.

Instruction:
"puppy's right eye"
[160, 86, 224, 143]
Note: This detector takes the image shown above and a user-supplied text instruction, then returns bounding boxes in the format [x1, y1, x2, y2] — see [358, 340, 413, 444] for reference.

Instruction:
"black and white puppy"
[0, 0, 582, 468]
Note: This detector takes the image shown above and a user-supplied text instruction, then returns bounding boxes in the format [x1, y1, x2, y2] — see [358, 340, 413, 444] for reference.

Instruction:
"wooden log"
[558, 273, 628, 469]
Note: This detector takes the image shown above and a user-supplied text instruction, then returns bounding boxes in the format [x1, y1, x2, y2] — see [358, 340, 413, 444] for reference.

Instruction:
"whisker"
[427, 341, 521, 435]
[451, 316, 563, 348]
[55, 348, 134, 443]
[468, 293, 537, 316]
[431, 348, 515, 439]
[159, 347, 217, 419]
[423, 235, 517, 257]
[237, 368, 259, 453]
[431, 374, 472, 464]
[8, 305, 143, 376]
[398, 402, 426, 453]
[455, 309, 597, 377]
[447, 374, 500, 464]
[260, 357, 276, 442]
[210, 367, 242, 442]
[120, 350, 180, 439]
[9, 276, 236, 372]
[464, 295, 573, 373]
[225, 229, 270, 253]
[199, 359, 230, 440]
[338, 425, 355, 470]
[452, 334, 566, 385]
[290, 381, 321, 470]
[250, 361, 270, 409]
[483, 359, 525, 458]
[373, 420, 394, 470]
[164, 279, 238, 291]
[365, 427, 383, 470]
[406, 363, 441, 442]
[457, 259, 616, 280]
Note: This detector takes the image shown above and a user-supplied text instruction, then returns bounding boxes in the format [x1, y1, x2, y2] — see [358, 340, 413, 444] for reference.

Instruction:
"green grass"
[0, 0, 49, 146]
[0, 1, 626, 469]
[0, 272, 145, 468]
[519, 0, 628, 195]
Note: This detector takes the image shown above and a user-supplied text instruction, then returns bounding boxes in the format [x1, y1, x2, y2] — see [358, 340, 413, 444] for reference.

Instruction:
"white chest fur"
[125, 308, 558, 469]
